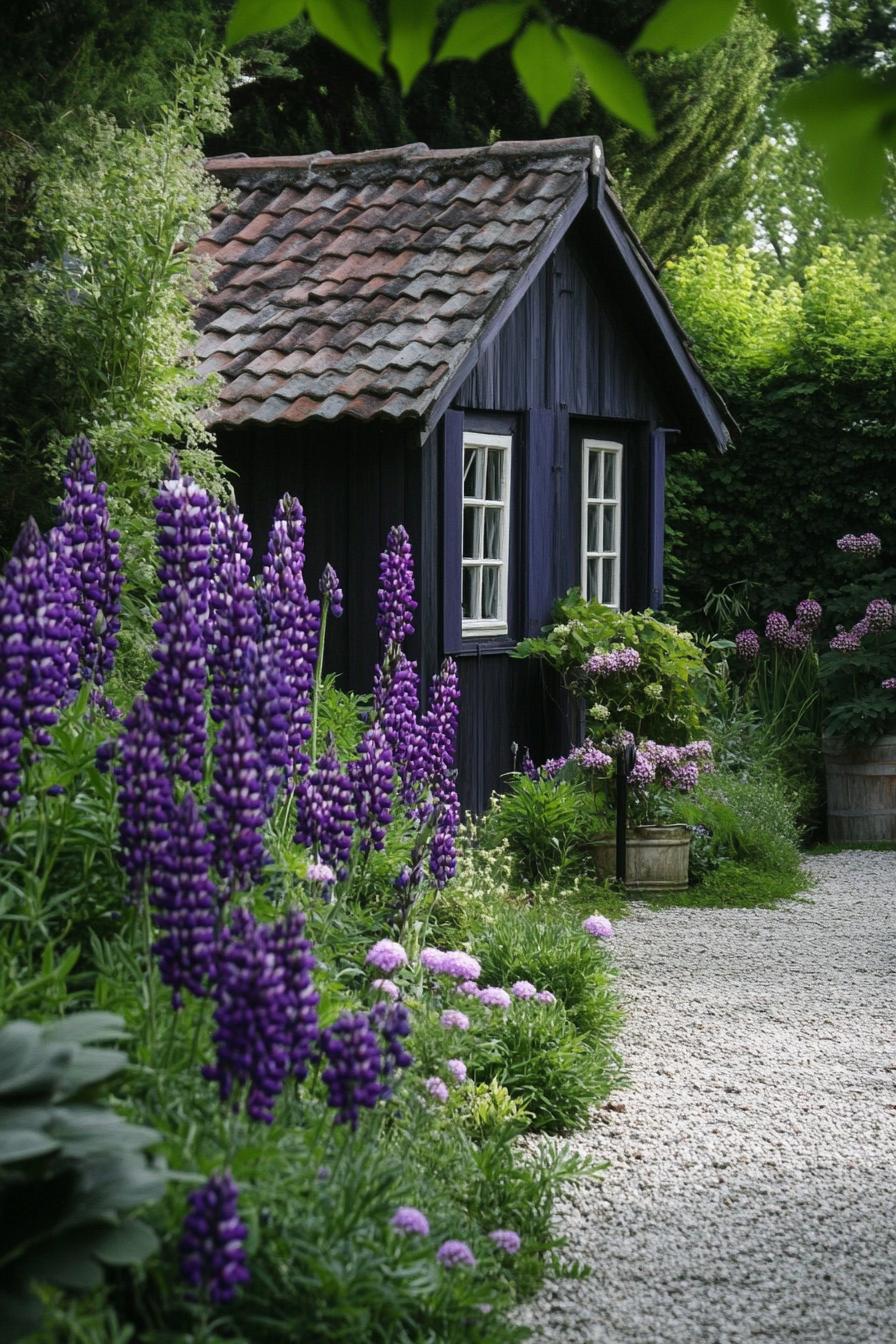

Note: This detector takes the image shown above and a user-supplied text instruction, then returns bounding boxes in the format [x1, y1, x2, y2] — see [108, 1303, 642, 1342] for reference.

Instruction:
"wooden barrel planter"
[590, 824, 691, 892]
[823, 735, 896, 843]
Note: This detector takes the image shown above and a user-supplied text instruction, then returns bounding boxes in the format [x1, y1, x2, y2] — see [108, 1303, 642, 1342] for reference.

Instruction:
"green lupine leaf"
[388, 0, 439, 92]
[226, 0, 305, 46]
[512, 21, 574, 125]
[751, 0, 799, 39]
[306, 0, 383, 73]
[435, 1, 528, 63]
[560, 27, 655, 137]
[632, 0, 740, 53]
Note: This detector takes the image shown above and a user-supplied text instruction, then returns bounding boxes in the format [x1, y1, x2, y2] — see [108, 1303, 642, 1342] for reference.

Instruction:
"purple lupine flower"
[440, 1010, 470, 1031]
[535, 990, 556, 1004]
[734, 629, 760, 660]
[52, 435, 123, 685]
[294, 740, 355, 880]
[865, 598, 893, 632]
[478, 986, 511, 1009]
[376, 524, 416, 648]
[447, 1058, 467, 1083]
[350, 725, 393, 854]
[318, 1011, 388, 1129]
[520, 748, 537, 779]
[425, 1076, 449, 1102]
[391, 1206, 429, 1236]
[207, 704, 269, 897]
[881, 677, 896, 690]
[374, 654, 427, 805]
[795, 598, 822, 630]
[208, 501, 261, 726]
[764, 612, 791, 647]
[319, 563, 343, 619]
[145, 586, 207, 785]
[583, 914, 614, 938]
[372, 978, 400, 999]
[488, 1229, 521, 1255]
[205, 907, 319, 1122]
[180, 1172, 250, 1304]
[542, 756, 568, 777]
[569, 742, 613, 772]
[150, 792, 217, 1009]
[244, 627, 292, 806]
[154, 469, 213, 626]
[511, 980, 537, 1000]
[423, 657, 461, 886]
[370, 999, 414, 1082]
[114, 696, 174, 895]
[259, 495, 320, 785]
[837, 532, 881, 557]
[365, 939, 408, 974]
[436, 1239, 477, 1268]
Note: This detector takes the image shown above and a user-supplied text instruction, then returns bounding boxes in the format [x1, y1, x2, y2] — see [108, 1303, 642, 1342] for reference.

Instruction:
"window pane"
[602, 505, 616, 553]
[587, 504, 600, 553]
[462, 505, 480, 559]
[483, 507, 501, 560]
[587, 557, 600, 601]
[463, 447, 477, 493]
[481, 566, 499, 620]
[485, 448, 504, 501]
[603, 451, 617, 501]
[587, 450, 600, 500]
[601, 557, 616, 605]
[462, 565, 477, 620]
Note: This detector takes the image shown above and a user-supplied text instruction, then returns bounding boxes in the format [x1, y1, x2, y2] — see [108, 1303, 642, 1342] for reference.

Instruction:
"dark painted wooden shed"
[196, 136, 731, 813]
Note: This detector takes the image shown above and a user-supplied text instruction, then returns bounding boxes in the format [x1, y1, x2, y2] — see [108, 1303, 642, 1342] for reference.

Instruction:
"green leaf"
[0, 1129, 61, 1163]
[435, 1, 528, 63]
[19, 1236, 104, 1291]
[90, 1219, 159, 1266]
[751, 0, 798, 39]
[632, 0, 740, 53]
[44, 1012, 128, 1047]
[512, 21, 574, 125]
[388, 0, 439, 93]
[0, 1291, 44, 1344]
[226, 0, 306, 47]
[54, 1047, 128, 1099]
[560, 28, 655, 137]
[306, 0, 383, 73]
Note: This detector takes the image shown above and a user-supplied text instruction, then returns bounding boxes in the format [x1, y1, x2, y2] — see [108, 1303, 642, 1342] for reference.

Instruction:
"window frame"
[580, 437, 623, 610]
[461, 429, 513, 637]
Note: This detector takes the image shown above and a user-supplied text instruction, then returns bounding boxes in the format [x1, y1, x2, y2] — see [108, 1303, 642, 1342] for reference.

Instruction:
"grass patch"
[809, 841, 896, 853]
[645, 861, 812, 910]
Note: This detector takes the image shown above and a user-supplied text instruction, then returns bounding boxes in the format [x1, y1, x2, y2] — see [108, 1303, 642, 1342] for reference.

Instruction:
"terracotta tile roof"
[197, 138, 597, 428]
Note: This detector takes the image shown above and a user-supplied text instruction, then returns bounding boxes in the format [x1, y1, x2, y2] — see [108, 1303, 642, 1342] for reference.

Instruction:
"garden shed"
[196, 136, 732, 811]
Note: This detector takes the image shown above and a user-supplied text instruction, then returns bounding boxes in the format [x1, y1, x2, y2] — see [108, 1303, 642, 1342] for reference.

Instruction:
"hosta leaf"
[47, 1106, 159, 1157]
[0, 1023, 70, 1101]
[226, 0, 306, 46]
[435, 1, 528, 63]
[632, 0, 740, 53]
[751, 0, 799, 38]
[560, 28, 655, 137]
[0, 1129, 60, 1163]
[0, 1291, 44, 1344]
[388, 0, 439, 92]
[512, 22, 574, 125]
[90, 1218, 159, 1266]
[44, 1012, 128, 1047]
[306, 0, 383, 73]
[19, 1235, 104, 1291]
[54, 1047, 127, 1099]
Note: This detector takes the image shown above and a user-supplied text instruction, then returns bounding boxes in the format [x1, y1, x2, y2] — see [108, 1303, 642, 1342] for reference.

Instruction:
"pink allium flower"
[488, 1229, 521, 1254]
[456, 980, 481, 997]
[865, 598, 893, 632]
[795, 598, 822, 630]
[391, 1206, 429, 1236]
[830, 629, 861, 652]
[478, 986, 511, 1009]
[440, 1009, 470, 1031]
[439, 950, 481, 981]
[535, 990, 556, 1004]
[365, 939, 408, 974]
[306, 861, 336, 884]
[371, 978, 399, 999]
[882, 677, 896, 690]
[734, 629, 760, 660]
[583, 914, 614, 938]
[447, 1058, 467, 1083]
[419, 948, 446, 972]
[837, 532, 881, 557]
[436, 1239, 477, 1268]
[511, 980, 537, 1000]
[425, 1076, 449, 1102]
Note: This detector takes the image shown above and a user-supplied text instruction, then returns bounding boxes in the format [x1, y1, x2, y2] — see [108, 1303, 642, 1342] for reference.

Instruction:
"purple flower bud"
[319, 563, 343, 619]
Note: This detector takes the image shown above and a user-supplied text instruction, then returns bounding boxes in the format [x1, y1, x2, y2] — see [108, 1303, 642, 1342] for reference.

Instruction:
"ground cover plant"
[0, 439, 621, 1342]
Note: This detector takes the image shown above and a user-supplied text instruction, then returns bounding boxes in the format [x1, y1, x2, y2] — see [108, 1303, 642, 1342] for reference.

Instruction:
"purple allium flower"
[114, 696, 174, 896]
[259, 495, 320, 785]
[436, 1239, 477, 1268]
[145, 585, 207, 786]
[457, 979, 481, 997]
[319, 1010, 388, 1128]
[440, 1009, 470, 1031]
[349, 725, 393, 854]
[865, 598, 893, 632]
[795, 598, 822, 630]
[208, 501, 261, 727]
[207, 704, 269, 897]
[535, 990, 556, 1005]
[783, 623, 812, 652]
[150, 791, 217, 1008]
[734, 629, 760, 660]
[365, 939, 408, 974]
[180, 1172, 250, 1304]
[569, 742, 613, 772]
[447, 1058, 467, 1083]
[319, 563, 344, 618]
[205, 907, 319, 1123]
[829, 629, 861, 652]
[511, 980, 537, 1000]
[764, 611, 791, 647]
[370, 999, 414, 1080]
[439, 951, 482, 981]
[478, 986, 511, 1009]
[583, 914, 614, 938]
[488, 1229, 520, 1255]
[294, 740, 355, 880]
[420, 948, 447, 973]
[882, 677, 896, 690]
[372, 978, 399, 999]
[837, 532, 881, 557]
[306, 861, 336, 885]
[425, 1076, 449, 1103]
[542, 756, 567, 777]
[391, 1206, 429, 1236]
[377, 524, 417, 648]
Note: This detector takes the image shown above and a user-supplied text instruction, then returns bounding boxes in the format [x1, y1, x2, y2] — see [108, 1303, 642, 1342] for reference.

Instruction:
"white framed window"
[462, 430, 512, 636]
[581, 439, 623, 609]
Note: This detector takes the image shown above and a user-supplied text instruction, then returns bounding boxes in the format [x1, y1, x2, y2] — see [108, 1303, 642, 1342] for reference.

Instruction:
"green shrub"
[669, 762, 805, 882]
[486, 776, 598, 885]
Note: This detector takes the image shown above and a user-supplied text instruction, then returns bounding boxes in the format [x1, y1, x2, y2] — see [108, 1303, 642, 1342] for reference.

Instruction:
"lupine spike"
[180, 1173, 250, 1304]
[150, 791, 218, 1009]
[376, 524, 416, 649]
[349, 725, 393, 854]
[145, 586, 207, 785]
[207, 703, 269, 896]
[294, 738, 355, 880]
[423, 658, 461, 887]
[208, 501, 261, 726]
[114, 695, 174, 896]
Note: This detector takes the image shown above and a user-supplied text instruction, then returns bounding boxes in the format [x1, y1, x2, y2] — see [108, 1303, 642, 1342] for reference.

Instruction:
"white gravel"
[519, 852, 896, 1344]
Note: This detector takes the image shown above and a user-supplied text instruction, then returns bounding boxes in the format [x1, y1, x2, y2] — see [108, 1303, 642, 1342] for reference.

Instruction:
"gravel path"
[520, 852, 896, 1344]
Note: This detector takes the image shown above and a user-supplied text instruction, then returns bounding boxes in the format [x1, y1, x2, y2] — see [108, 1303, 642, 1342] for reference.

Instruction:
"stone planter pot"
[822, 734, 896, 843]
[589, 823, 691, 892]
